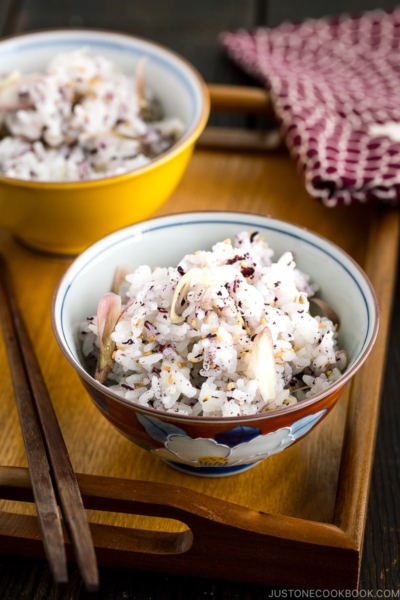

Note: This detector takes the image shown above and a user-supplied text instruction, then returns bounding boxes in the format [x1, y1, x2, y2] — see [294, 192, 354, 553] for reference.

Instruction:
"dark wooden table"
[0, 1, 399, 598]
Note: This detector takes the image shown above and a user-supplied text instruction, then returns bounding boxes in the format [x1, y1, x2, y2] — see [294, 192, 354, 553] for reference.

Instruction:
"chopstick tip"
[84, 575, 100, 593]
[52, 564, 69, 588]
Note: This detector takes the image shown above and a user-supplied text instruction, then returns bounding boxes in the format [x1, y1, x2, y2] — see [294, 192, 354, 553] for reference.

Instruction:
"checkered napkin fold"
[221, 9, 400, 207]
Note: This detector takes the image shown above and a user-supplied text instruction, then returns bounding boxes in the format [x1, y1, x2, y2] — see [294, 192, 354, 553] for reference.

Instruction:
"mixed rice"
[0, 49, 183, 181]
[80, 231, 347, 417]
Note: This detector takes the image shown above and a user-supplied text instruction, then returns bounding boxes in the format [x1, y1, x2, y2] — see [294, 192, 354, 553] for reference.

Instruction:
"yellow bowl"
[0, 30, 210, 256]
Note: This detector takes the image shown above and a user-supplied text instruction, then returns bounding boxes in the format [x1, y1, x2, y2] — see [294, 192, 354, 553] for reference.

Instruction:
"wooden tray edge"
[0, 466, 359, 589]
[333, 208, 400, 538]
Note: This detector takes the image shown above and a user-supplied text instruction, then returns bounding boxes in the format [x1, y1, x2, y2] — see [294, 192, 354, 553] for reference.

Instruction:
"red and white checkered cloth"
[221, 9, 400, 206]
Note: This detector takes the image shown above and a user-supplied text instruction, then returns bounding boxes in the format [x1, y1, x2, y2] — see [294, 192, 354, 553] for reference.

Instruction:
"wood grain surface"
[0, 149, 371, 525]
[0, 0, 399, 598]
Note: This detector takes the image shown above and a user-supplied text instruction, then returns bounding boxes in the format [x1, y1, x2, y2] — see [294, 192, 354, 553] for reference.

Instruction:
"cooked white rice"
[80, 231, 346, 417]
[0, 49, 183, 181]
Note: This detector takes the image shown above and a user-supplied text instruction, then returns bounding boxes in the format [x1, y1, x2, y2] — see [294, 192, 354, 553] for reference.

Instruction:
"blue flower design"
[214, 425, 261, 448]
[137, 409, 328, 468]
[136, 413, 188, 443]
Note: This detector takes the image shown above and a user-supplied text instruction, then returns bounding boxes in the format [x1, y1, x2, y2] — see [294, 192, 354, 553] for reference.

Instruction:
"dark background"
[0, 1, 399, 598]
[2, 0, 400, 86]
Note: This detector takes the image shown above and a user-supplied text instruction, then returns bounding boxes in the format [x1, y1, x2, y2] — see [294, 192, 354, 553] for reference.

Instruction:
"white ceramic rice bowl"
[52, 211, 379, 477]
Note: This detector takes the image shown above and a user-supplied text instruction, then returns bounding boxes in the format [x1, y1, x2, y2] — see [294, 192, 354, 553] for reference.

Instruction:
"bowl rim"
[0, 28, 210, 189]
[52, 209, 380, 423]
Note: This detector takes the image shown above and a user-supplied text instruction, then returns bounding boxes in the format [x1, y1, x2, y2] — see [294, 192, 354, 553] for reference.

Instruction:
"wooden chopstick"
[0, 260, 68, 585]
[0, 256, 99, 592]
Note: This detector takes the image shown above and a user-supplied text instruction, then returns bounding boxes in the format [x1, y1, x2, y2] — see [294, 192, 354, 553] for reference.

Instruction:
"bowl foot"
[13, 236, 78, 261]
[163, 460, 261, 477]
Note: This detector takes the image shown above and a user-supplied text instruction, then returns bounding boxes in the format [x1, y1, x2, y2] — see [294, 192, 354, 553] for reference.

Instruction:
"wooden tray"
[0, 86, 398, 591]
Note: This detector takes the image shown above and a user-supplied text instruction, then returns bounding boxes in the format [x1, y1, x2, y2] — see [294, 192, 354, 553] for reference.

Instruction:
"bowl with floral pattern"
[52, 211, 379, 477]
